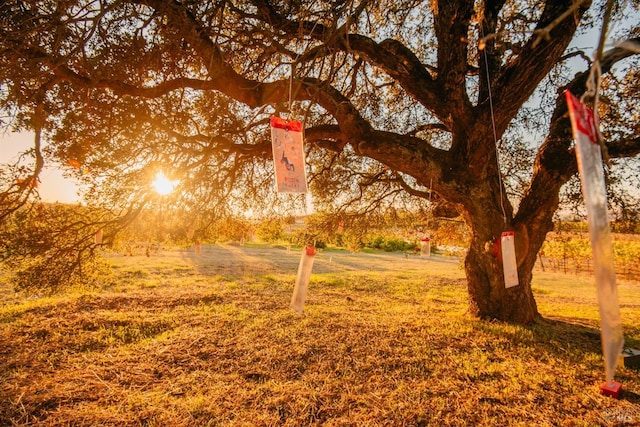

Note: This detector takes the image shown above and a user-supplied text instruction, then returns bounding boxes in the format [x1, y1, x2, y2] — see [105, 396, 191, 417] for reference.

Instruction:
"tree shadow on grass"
[620, 389, 640, 404]
[182, 244, 293, 277]
[529, 317, 639, 400]
[182, 243, 462, 280]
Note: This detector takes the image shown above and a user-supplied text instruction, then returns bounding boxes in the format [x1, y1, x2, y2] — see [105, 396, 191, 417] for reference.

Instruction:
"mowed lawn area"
[1, 244, 639, 426]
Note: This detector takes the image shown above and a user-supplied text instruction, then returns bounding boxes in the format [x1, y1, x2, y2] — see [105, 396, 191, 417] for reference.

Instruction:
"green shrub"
[380, 237, 407, 252]
[255, 218, 284, 243]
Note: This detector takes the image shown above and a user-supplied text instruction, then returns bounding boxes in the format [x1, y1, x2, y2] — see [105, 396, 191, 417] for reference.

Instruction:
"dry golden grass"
[1, 245, 639, 426]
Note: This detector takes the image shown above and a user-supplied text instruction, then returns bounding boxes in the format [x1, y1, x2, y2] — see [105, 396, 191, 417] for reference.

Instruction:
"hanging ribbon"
[566, 90, 623, 386]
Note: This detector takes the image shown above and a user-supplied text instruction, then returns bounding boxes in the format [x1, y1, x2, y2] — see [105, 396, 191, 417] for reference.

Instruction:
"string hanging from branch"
[480, 21, 519, 288]
[269, 28, 315, 195]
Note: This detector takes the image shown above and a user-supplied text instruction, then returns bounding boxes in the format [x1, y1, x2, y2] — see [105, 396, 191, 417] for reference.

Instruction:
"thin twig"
[532, 0, 589, 48]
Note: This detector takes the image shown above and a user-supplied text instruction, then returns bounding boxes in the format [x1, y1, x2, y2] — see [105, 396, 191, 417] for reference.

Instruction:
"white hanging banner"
[566, 90, 623, 384]
[290, 246, 315, 314]
[270, 116, 308, 193]
[501, 231, 519, 288]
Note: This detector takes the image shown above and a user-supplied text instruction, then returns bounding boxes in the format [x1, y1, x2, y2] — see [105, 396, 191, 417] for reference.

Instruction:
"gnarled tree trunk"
[465, 228, 540, 324]
[456, 160, 549, 324]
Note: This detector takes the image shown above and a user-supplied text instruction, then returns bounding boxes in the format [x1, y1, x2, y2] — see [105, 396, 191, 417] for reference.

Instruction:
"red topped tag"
[270, 116, 303, 132]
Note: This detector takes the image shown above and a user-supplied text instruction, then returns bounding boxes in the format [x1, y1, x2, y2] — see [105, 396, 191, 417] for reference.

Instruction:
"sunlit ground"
[0, 245, 638, 425]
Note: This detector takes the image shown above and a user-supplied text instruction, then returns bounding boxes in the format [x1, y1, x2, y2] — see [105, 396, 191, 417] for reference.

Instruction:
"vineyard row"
[538, 235, 640, 281]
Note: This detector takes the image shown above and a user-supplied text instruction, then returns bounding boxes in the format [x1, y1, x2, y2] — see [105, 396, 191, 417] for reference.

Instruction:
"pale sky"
[0, 131, 81, 204]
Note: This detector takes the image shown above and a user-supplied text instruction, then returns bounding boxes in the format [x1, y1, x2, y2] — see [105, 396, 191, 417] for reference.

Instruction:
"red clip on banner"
[270, 116, 308, 193]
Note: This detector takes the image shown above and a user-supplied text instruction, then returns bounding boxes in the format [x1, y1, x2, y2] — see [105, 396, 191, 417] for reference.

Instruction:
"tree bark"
[457, 165, 541, 324]
[465, 236, 539, 324]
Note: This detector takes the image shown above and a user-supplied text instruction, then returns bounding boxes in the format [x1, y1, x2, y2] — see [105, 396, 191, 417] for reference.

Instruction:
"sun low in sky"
[152, 172, 178, 195]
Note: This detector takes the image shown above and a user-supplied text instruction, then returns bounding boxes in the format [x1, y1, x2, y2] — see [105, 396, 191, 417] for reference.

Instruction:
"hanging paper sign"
[270, 116, 308, 193]
[94, 229, 103, 244]
[566, 90, 624, 385]
[290, 245, 316, 314]
[500, 231, 519, 288]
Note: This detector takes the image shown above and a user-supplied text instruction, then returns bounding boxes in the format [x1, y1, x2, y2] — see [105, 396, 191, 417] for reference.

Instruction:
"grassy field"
[1, 244, 639, 426]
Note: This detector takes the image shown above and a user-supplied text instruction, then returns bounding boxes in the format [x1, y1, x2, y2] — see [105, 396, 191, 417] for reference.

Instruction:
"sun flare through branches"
[152, 172, 178, 196]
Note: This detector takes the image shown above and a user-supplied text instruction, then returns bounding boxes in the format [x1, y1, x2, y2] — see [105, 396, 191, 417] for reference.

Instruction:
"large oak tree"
[1, 0, 639, 322]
